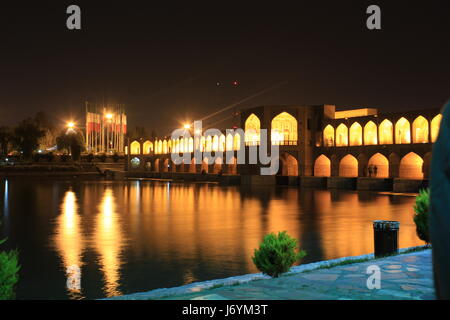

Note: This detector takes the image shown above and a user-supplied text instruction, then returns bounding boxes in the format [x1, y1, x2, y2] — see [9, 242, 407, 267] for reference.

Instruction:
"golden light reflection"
[54, 190, 85, 299]
[94, 188, 124, 297]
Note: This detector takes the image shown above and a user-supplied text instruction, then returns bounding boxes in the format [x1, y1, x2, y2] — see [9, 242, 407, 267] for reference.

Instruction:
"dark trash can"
[373, 220, 400, 258]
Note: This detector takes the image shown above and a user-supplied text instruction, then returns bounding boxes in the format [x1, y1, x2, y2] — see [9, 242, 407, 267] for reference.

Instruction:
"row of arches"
[324, 115, 442, 147]
[314, 152, 430, 179]
[245, 112, 298, 146]
[150, 157, 238, 175]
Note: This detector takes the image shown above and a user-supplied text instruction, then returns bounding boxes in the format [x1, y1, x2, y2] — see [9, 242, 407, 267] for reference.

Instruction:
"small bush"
[252, 231, 306, 278]
[413, 188, 430, 244]
[0, 249, 20, 300]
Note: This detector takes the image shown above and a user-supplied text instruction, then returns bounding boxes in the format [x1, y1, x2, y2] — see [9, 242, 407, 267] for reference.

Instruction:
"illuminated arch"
[378, 119, 393, 145]
[227, 156, 237, 174]
[395, 117, 411, 144]
[271, 112, 298, 145]
[130, 141, 140, 155]
[314, 155, 331, 177]
[245, 113, 260, 145]
[234, 133, 241, 151]
[323, 125, 335, 146]
[364, 121, 378, 145]
[205, 136, 212, 152]
[162, 140, 168, 154]
[431, 114, 442, 142]
[213, 157, 223, 174]
[279, 153, 298, 176]
[154, 158, 160, 172]
[212, 135, 219, 152]
[143, 141, 153, 154]
[163, 159, 169, 172]
[219, 134, 226, 152]
[200, 136, 206, 152]
[201, 157, 209, 173]
[168, 140, 172, 153]
[226, 134, 233, 151]
[412, 116, 429, 143]
[189, 158, 197, 173]
[368, 153, 389, 178]
[399, 152, 423, 179]
[335, 124, 348, 146]
[188, 137, 194, 152]
[349, 122, 362, 146]
[157, 140, 163, 154]
[339, 154, 358, 177]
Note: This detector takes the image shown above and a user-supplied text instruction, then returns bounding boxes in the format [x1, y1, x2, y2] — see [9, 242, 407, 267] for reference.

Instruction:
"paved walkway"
[156, 250, 434, 300]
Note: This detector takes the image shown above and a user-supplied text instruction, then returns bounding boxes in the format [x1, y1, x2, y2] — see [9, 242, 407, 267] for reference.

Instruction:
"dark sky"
[0, 1, 448, 135]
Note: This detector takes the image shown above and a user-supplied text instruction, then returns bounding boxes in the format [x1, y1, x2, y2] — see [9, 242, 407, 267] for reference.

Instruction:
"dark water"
[0, 178, 422, 299]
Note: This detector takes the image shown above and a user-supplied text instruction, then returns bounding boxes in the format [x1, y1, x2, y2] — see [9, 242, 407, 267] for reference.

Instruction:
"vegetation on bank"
[252, 231, 307, 278]
[0, 222, 20, 300]
[413, 188, 430, 244]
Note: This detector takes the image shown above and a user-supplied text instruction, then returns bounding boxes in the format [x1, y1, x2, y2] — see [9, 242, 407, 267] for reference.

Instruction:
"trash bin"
[373, 220, 400, 258]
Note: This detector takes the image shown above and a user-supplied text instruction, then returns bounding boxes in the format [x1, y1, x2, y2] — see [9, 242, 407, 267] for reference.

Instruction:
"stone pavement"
[156, 249, 434, 300]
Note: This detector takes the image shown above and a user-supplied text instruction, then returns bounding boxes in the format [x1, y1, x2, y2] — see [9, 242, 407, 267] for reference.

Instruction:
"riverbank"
[108, 246, 433, 300]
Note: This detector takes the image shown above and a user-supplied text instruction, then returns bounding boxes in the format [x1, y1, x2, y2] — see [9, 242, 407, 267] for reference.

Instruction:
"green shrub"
[252, 231, 306, 278]
[413, 188, 430, 244]
[0, 229, 20, 300]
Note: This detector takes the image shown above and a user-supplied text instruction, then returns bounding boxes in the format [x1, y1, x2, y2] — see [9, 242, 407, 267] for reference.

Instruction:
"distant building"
[85, 102, 127, 154]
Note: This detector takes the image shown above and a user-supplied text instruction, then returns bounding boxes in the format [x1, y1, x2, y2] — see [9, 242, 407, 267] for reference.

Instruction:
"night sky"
[0, 1, 448, 135]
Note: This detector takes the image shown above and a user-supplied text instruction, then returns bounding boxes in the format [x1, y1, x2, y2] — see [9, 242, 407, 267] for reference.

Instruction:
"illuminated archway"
[157, 140, 163, 154]
[206, 136, 212, 152]
[188, 137, 194, 152]
[143, 141, 153, 154]
[271, 112, 298, 145]
[163, 159, 169, 173]
[201, 158, 209, 173]
[189, 158, 197, 173]
[279, 153, 298, 176]
[130, 141, 140, 155]
[379, 119, 393, 144]
[162, 140, 168, 154]
[245, 113, 260, 145]
[364, 121, 378, 145]
[412, 116, 429, 143]
[314, 155, 331, 177]
[154, 158, 160, 172]
[335, 124, 348, 146]
[234, 133, 241, 151]
[399, 152, 423, 179]
[219, 134, 225, 152]
[227, 157, 237, 174]
[323, 125, 335, 146]
[395, 117, 411, 144]
[368, 153, 389, 178]
[349, 122, 362, 146]
[431, 114, 442, 142]
[226, 134, 233, 151]
[213, 157, 223, 174]
[339, 155, 358, 177]
[212, 135, 219, 152]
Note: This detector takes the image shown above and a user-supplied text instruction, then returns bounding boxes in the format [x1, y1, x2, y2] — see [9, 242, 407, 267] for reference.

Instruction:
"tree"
[12, 119, 45, 160]
[0, 126, 12, 156]
[56, 129, 85, 161]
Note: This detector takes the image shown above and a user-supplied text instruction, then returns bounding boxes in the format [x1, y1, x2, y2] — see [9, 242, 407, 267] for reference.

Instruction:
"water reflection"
[53, 190, 85, 299]
[3, 179, 422, 299]
[93, 188, 125, 297]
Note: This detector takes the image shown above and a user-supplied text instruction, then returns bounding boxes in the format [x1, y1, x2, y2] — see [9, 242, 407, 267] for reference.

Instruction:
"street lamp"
[184, 124, 191, 129]
[67, 122, 75, 129]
